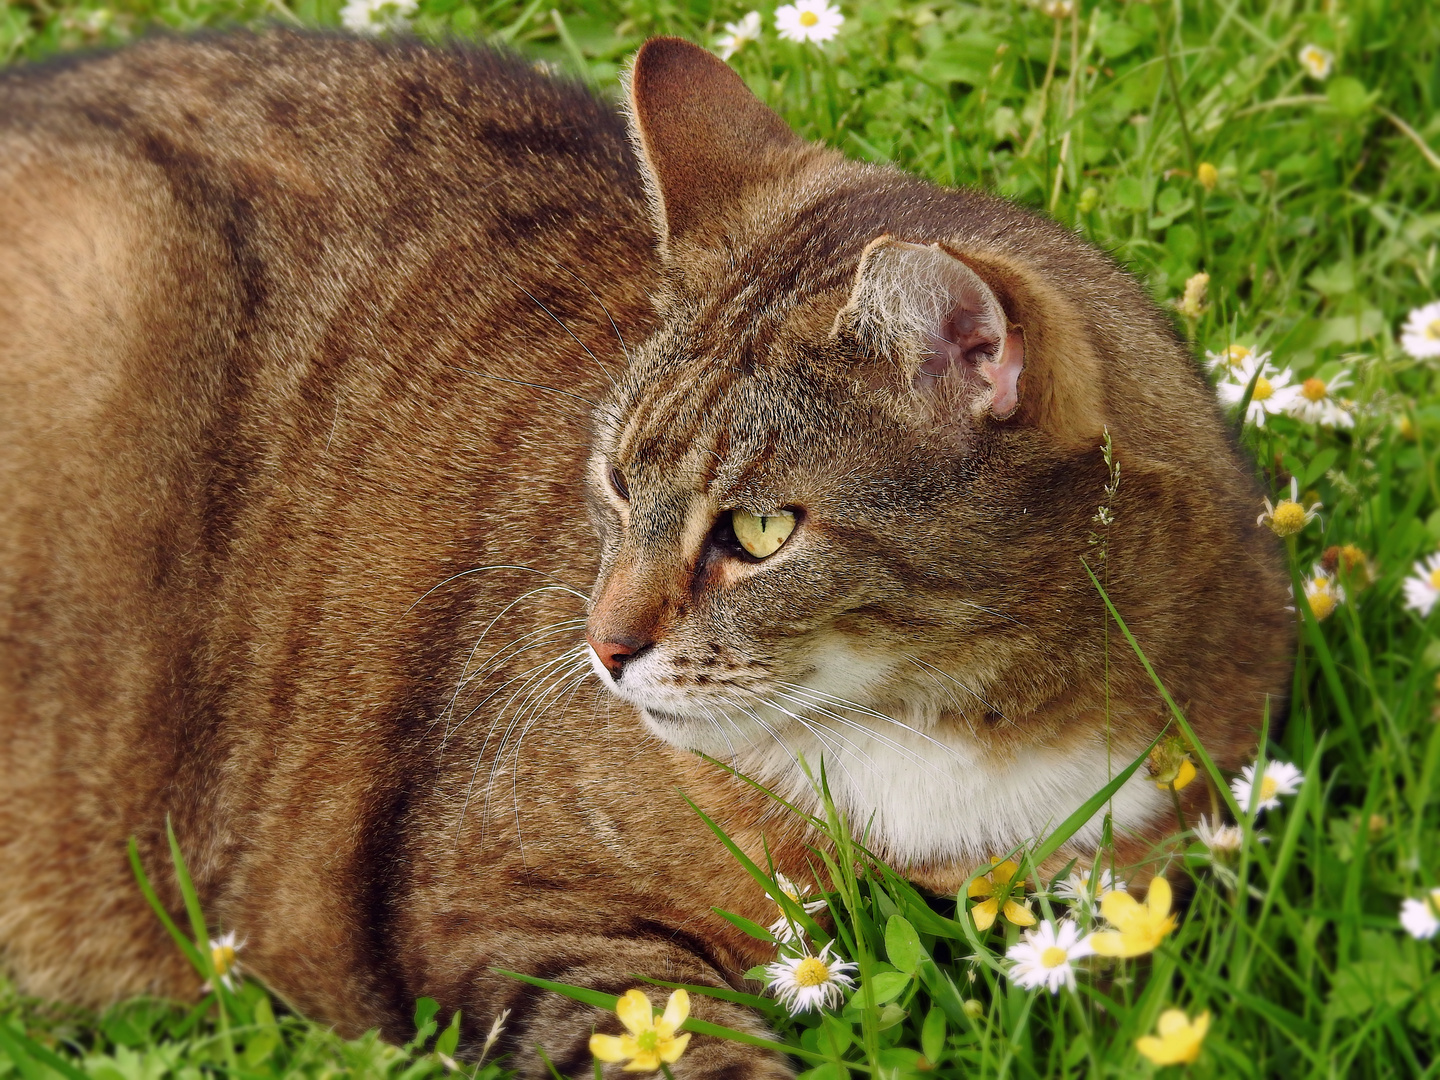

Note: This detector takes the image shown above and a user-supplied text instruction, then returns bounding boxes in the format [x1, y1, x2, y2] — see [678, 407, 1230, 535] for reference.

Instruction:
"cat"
[0, 29, 1293, 1078]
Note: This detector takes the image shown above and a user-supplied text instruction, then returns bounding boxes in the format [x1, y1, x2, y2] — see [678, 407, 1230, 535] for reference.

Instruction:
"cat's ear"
[836, 237, 1026, 421]
[626, 37, 809, 248]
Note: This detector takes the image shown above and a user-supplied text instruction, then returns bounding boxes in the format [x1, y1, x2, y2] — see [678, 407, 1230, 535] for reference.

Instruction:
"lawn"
[2, 0, 1439, 1076]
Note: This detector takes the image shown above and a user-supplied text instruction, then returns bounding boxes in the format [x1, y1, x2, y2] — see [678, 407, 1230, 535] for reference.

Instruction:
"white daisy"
[1303, 566, 1346, 621]
[1403, 552, 1440, 617]
[1257, 477, 1322, 537]
[1400, 300, 1440, 360]
[715, 11, 761, 60]
[1288, 370, 1355, 427]
[208, 931, 243, 991]
[767, 872, 828, 943]
[1297, 44, 1334, 80]
[774, 0, 843, 44]
[1052, 867, 1126, 909]
[1230, 760, 1304, 815]
[1400, 890, 1440, 940]
[765, 942, 857, 1014]
[1006, 919, 1095, 994]
[1204, 343, 1269, 378]
[1193, 815, 1244, 854]
[1216, 352, 1301, 426]
[340, 0, 417, 34]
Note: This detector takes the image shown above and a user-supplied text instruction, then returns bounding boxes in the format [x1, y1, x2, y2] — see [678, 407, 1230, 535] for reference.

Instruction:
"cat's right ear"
[625, 37, 811, 250]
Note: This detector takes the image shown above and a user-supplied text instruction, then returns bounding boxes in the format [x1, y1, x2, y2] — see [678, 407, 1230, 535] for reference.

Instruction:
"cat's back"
[0, 32, 656, 1009]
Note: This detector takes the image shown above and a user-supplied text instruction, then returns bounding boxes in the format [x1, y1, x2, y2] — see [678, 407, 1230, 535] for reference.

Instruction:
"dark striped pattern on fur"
[0, 31, 1290, 1080]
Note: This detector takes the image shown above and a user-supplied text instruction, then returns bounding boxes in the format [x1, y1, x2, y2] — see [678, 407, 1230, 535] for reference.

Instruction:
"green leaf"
[434, 1010, 462, 1059]
[412, 998, 440, 1035]
[1326, 76, 1375, 118]
[1097, 21, 1143, 59]
[1113, 176, 1153, 212]
[866, 971, 913, 1005]
[884, 915, 923, 974]
[921, 1007, 947, 1064]
[712, 908, 777, 944]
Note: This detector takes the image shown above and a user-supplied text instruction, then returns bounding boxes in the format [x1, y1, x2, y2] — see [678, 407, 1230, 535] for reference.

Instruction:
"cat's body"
[0, 31, 1292, 1077]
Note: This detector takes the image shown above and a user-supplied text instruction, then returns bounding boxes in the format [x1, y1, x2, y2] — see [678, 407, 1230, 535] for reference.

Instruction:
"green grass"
[3, 0, 1440, 1075]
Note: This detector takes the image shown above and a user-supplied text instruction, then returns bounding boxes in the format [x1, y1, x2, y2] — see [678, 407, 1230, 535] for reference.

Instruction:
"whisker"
[497, 268, 617, 389]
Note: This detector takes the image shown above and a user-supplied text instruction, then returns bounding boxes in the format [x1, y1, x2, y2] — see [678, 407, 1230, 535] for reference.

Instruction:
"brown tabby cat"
[0, 29, 1292, 1078]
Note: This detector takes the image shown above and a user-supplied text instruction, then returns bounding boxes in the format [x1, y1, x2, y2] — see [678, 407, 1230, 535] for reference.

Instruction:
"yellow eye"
[731, 509, 796, 559]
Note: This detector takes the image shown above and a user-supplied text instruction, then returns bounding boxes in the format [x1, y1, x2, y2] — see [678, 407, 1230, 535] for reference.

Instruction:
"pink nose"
[587, 636, 647, 679]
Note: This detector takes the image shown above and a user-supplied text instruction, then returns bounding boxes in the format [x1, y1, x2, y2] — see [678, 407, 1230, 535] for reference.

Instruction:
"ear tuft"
[626, 37, 808, 247]
[837, 238, 1025, 422]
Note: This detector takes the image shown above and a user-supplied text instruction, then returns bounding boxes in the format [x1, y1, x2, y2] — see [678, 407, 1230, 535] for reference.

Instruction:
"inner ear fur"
[835, 236, 1105, 446]
[625, 37, 817, 250]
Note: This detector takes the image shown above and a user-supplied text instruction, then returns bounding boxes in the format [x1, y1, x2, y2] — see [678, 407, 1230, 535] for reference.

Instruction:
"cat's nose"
[587, 635, 649, 679]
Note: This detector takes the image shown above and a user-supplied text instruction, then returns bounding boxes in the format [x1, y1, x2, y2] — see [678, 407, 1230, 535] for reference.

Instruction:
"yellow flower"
[1090, 876, 1178, 957]
[589, 989, 692, 1072]
[1257, 478, 1320, 537]
[1136, 1008, 1210, 1065]
[1148, 737, 1197, 791]
[967, 858, 1036, 931]
[1196, 162, 1218, 192]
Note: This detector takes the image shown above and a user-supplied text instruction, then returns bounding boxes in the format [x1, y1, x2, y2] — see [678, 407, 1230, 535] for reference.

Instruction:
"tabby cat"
[0, 30, 1292, 1078]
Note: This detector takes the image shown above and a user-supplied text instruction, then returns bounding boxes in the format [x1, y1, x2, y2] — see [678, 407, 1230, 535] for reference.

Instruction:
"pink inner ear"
[980, 329, 1025, 417]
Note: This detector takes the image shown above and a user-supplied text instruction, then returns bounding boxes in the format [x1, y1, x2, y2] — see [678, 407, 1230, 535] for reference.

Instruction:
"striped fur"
[0, 31, 1290, 1078]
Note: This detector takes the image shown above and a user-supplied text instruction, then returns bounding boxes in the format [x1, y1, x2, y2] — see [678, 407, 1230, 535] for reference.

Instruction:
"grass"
[3, 0, 1440, 1075]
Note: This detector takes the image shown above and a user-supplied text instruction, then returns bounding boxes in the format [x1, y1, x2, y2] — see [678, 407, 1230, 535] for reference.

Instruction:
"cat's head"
[581, 38, 1291, 869]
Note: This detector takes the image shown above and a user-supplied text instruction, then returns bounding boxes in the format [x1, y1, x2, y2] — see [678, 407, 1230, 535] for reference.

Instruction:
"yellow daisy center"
[782, 888, 800, 902]
[794, 957, 831, 987]
[212, 944, 236, 975]
[1226, 345, 1251, 364]
[1429, 567, 1440, 590]
[1259, 775, 1279, 801]
[1426, 319, 1440, 341]
[1040, 946, 1069, 968]
[1301, 377, 1328, 402]
[1252, 375, 1274, 401]
[799, 9, 819, 25]
[1309, 589, 1337, 620]
[1271, 502, 1306, 532]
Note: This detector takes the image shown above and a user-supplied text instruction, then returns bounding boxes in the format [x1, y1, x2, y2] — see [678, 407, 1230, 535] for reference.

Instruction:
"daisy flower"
[1256, 477, 1321, 537]
[715, 11, 761, 60]
[1400, 300, 1440, 360]
[1402, 552, 1440, 617]
[1205, 343, 1268, 377]
[1322, 544, 1375, 590]
[1196, 161, 1219, 192]
[967, 857, 1036, 931]
[1303, 567, 1346, 621]
[1136, 1009, 1210, 1065]
[1006, 919, 1094, 994]
[774, 0, 843, 44]
[1053, 867, 1126, 910]
[340, 0, 416, 34]
[1090, 876, 1178, 958]
[1288, 369, 1354, 427]
[1297, 44, 1334, 80]
[208, 931, 243, 991]
[1193, 815, 1244, 855]
[1231, 759, 1303, 815]
[765, 942, 858, 1014]
[767, 872, 828, 943]
[1400, 890, 1440, 940]
[590, 989, 691, 1072]
[1217, 352, 1301, 426]
[1148, 736, 1197, 792]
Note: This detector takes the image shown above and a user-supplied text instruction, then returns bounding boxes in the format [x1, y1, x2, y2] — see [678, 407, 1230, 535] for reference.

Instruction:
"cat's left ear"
[836, 238, 1026, 421]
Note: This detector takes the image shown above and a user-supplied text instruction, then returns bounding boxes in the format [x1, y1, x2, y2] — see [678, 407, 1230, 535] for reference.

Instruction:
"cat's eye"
[731, 509, 796, 559]
[607, 464, 630, 501]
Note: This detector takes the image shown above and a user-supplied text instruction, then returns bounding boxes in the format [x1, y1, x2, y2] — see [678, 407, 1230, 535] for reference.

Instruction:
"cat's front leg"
[468, 938, 793, 1080]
